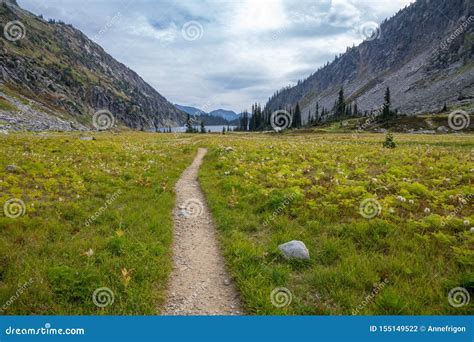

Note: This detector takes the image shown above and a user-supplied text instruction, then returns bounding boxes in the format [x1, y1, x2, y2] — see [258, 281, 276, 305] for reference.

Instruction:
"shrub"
[383, 132, 396, 148]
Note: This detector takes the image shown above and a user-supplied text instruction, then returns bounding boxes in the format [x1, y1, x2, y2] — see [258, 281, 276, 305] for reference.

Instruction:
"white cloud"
[326, 0, 361, 28]
[18, 0, 414, 113]
[126, 16, 178, 43]
[228, 0, 289, 34]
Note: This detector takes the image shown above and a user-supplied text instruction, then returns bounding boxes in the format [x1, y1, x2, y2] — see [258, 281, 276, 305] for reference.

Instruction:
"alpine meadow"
[0, 0, 473, 320]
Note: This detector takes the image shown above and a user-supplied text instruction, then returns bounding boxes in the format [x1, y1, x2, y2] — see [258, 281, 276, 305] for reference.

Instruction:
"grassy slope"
[200, 133, 474, 315]
[0, 132, 195, 314]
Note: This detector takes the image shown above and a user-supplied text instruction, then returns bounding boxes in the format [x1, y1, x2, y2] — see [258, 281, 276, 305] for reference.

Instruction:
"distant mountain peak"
[174, 104, 207, 116]
[209, 109, 239, 121]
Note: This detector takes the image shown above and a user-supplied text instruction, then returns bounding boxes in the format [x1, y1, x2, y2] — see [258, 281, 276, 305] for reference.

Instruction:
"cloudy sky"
[19, 0, 414, 113]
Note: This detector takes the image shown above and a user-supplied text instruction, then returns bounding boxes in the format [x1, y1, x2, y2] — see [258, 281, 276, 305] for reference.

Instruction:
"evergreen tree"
[353, 102, 358, 117]
[185, 114, 193, 133]
[382, 87, 391, 119]
[200, 121, 206, 133]
[256, 104, 263, 130]
[335, 87, 346, 117]
[292, 103, 302, 128]
[222, 126, 226, 134]
[441, 102, 448, 112]
[249, 104, 255, 131]
[239, 111, 249, 131]
[345, 103, 352, 117]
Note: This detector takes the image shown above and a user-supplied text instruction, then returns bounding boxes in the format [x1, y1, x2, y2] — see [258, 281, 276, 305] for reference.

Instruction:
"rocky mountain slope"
[265, 0, 473, 123]
[0, 0, 186, 131]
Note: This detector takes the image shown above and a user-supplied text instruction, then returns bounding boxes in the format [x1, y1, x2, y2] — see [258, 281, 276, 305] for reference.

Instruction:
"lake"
[158, 125, 237, 133]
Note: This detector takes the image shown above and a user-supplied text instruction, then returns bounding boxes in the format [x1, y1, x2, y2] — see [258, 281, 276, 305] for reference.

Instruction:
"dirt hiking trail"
[162, 148, 242, 315]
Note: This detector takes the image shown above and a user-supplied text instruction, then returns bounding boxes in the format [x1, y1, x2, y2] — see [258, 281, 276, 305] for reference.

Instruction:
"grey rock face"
[278, 240, 310, 260]
[0, 2, 186, 131]
[265, 0, 473, 121]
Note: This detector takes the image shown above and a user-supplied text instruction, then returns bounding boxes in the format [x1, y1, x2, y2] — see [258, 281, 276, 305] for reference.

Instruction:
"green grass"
[1, 131, 472, 315]
[0, 97, 17, 112]
[0, 132, 195, 314]
[199, 133, 474, 315]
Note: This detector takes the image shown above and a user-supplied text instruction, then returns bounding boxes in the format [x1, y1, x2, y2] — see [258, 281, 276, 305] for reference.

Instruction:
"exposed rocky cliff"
[0, 0, 186, 131]
[265, 0, 474, 122]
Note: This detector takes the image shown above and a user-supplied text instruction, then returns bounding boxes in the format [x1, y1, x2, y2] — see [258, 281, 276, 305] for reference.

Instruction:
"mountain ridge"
[209, 109, 239, 121]
[0, 0, 186, 131]
[264, 0, 473, 123]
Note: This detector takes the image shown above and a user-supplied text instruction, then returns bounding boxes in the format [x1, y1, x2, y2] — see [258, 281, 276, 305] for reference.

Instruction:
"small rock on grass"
[5, 164, 18, 172]
[278, 240, 310, 260]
